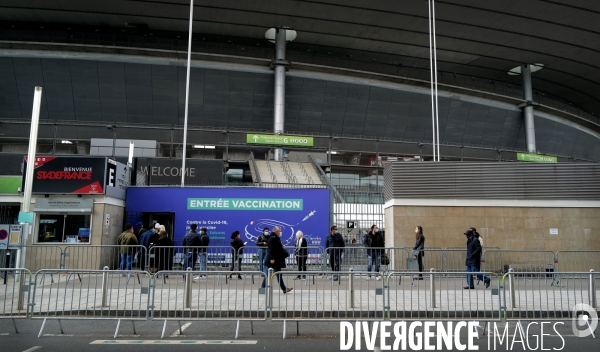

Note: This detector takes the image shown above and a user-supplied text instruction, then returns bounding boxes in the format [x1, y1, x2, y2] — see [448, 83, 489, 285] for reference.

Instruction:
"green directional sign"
[246, 133, 314, 147]
[516, 153, 557, 163]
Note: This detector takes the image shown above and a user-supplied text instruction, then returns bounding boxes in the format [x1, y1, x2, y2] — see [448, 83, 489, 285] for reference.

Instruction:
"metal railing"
[502, 270, 599, 320]
[30, 268, 152, 338]
[0, 268, 31, 333]
[1, 264, 598, 339]
[248, 151, 263, 187]
[151, 270, 267, 338]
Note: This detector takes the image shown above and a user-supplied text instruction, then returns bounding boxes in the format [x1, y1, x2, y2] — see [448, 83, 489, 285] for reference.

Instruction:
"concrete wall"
[386, 205, 600, 251]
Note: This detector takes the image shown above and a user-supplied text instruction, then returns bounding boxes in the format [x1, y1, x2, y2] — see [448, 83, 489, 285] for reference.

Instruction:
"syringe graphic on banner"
[300, 210, 316, 223]
[244, 210, 317, 245]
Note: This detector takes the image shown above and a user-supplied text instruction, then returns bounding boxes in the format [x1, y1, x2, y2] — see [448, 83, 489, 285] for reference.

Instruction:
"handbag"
[380, 254, 390, 266]
[412, 250, 420, 257]
[282, 246, 290, 258]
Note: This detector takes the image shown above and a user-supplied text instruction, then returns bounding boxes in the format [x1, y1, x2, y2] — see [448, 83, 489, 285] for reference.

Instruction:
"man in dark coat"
[267, 226, 293, 294]
[139, 223, 159, 271]
[464, 229, 490, 289]
[182, 224, 201, 277]
[325, 225, 345, 281]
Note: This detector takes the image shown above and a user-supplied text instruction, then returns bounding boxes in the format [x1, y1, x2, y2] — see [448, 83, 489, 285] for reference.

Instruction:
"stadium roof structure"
[1, 0, 599, 161]
[1, 0, 598, 115]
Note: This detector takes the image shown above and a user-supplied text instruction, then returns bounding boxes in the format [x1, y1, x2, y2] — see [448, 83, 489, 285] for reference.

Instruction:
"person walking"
[155, 230, 173, 274]
[117, 223, 139, 271]
[256, 227, 270, 273]
[464, 229, 490, 289]
[325, 225, 345, 281]
[413, 226, 425, 279]
[194, 227, 210, 280]
[294, 230, 308, 280]
[267, 225, 293, 294]
[182, 224, 201, 278]
[470, 227, 483, 271]
[366, 224, 385, 280]
[229, 231, 246, 279]
[260, 226, 279, 288]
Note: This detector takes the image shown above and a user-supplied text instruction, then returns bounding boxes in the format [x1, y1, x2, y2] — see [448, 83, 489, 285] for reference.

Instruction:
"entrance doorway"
[145, 212, 175, 241]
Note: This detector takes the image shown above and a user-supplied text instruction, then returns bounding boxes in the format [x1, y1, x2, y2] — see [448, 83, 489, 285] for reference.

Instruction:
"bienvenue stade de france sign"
[246, 133, 314, 147]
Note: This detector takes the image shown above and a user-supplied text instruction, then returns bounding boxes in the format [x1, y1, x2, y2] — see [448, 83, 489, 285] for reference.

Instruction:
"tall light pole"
[181, 0, 194, 186]
[265, 27, 297, 161]
[17, 86, 43, 271]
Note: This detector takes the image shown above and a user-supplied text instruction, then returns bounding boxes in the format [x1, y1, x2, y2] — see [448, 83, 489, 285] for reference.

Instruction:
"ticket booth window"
[37, 214, 91, 243]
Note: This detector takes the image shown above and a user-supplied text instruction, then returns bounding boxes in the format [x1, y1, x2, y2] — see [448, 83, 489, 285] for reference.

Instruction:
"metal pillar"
[522, 64, 536, 153]
[52, 123, 57, 155]
[273, 28, 289, 161]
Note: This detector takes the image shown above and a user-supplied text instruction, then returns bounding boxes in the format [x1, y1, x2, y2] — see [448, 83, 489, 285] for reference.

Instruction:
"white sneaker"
[366, 276, 371, 280]
[193, 276, 201, 280]
[375, 276, 381, 281]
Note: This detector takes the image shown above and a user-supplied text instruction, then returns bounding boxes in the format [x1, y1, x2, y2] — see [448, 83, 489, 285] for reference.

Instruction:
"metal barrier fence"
[151, 270, 267, 338]
[0, 268, 31, 333]
[385, 271, 502, 321]
[2, 266, 598, 339]
[30, 269, 152, 338]
[20, 245, 145, 272]
[482, 250, 556, 274]
[555, 250, 600, 272]
[63, 245, 146, 271]
[503, 270, 598, 320]
[22, 245, 64, 273]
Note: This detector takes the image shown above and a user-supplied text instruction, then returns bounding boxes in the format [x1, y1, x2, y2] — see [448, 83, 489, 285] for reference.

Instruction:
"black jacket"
[183, 231, 201, 254]
[465, 236, 482, 267]
[365, 232, 385, 255]
[294, 237, 308, 257]
[230, 237, 245, 256]
[267, 234, 287, 269]
[413, 234, 425, 257]
[199, 233, 210, 252]
[325, 233, 345, 255]
[256, 233, 270, 248]
[155, 236, 173, 271]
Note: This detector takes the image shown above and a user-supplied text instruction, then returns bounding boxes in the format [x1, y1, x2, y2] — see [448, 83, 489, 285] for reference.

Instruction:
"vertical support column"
[273, 28, 287, 162]
[522, 64, 536, 153]
[52, 123, 57, 155]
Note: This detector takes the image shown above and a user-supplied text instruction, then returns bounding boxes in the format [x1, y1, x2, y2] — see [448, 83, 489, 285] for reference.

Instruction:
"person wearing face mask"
[256, 227, 270, 273]
[366, 224, 385, 280]
[413, 226, 425, 280]
[325, 225, 345, 281]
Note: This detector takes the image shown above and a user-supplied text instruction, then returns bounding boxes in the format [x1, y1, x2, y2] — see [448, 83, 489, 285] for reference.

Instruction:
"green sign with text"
[516, 153, 557, 163]
[246, 134, 314, 147]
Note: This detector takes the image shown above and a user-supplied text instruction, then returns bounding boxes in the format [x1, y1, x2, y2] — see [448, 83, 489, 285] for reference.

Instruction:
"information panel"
[126, 187, 329, 248]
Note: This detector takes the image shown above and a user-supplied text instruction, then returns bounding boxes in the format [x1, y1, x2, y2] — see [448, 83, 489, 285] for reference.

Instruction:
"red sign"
[23, 156, 107, 195]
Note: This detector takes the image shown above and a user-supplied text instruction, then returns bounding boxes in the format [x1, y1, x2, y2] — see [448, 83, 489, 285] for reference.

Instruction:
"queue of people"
[117, 222, 491, 291]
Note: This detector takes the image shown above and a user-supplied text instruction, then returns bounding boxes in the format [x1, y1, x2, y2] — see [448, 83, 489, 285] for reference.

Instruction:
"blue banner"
[126, 187, 330, 248]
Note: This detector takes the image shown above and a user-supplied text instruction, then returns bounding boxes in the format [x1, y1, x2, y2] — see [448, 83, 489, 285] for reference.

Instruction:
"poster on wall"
[125, 187, 330, 248]
[23, 156, 107, 194]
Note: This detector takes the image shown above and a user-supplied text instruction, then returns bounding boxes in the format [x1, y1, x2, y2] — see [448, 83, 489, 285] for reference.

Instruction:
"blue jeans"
[183, 253, 198, 270]
[466, 265, 489, 287]
[257, 249, 266, 273]
[198, 252, 207, 272]
[367, 253, 380, 276]
[120, 253, 132, 270]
